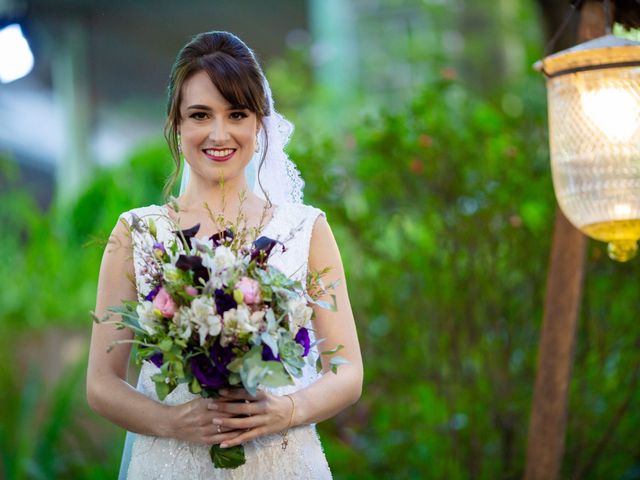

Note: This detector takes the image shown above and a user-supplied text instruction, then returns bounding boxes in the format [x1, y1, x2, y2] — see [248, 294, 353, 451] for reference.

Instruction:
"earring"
[177, 134, 182, 155]
[255, 134, 260, 153]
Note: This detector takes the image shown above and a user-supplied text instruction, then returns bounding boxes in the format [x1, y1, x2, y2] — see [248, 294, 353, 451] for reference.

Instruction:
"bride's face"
[178, 70, 259, 185]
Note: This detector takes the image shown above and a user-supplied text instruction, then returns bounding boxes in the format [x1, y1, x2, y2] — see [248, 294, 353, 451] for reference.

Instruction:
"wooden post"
[523, 2, 611, 479]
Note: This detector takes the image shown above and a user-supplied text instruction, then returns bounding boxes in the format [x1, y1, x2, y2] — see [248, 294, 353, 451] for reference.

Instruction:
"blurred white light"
[581, 87, 639, 142]
[614, 203, 632, 218]
[0, 23, 34, 83]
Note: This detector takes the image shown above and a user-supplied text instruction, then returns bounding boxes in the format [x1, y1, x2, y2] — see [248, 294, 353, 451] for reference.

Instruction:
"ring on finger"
[217, 425, 221, 434]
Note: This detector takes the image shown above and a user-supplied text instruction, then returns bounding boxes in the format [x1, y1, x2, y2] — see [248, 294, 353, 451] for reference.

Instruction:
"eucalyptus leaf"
[329, 355, 349, 374]
[259, 361, 293, 388]
[322, 344, 344, 356]
[261, 332, 279, 358]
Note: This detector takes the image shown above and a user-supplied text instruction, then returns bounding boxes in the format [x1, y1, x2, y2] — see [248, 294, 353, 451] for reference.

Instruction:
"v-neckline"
[157, 203, 281, 240]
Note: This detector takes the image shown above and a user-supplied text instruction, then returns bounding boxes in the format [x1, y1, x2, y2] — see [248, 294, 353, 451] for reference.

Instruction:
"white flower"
[202, 246, 239, 287]
[221, 304, 258, 346]
[204, 246, 237, 273]
[204, 275, 224, 291]
[249, 310, 266, 330]
[190, 296, 222, 346]
[136, 301, 159, 335]
[286, 297, 313, 333]
[191, 237, 214, 255]
[172, 306, 193, 340]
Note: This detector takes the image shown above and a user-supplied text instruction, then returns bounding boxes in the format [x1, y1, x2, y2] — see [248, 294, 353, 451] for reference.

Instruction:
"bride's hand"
[166, 397, 240, 445]
[207, 388, 295, 448]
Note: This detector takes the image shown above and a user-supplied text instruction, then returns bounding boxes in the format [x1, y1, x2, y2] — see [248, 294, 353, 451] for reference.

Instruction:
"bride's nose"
[208, 119, 230, 143]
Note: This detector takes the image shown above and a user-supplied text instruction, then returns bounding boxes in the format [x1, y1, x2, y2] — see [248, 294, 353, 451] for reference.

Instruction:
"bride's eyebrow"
[186, 104, 211, 111]
[185, 104, 249, 111]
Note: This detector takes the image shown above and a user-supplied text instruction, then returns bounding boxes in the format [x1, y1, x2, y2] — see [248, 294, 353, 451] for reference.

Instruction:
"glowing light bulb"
[0, 24, 34, 84]
[580, 86, 639, 142]
[613, 203, 632, 218]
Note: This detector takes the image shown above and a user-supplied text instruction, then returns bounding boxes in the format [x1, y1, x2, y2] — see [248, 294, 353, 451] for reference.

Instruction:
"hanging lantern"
[535, 35, 640, 261]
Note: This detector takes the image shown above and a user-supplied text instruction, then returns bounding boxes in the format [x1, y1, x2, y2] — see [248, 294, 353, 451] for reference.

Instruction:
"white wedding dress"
[118, 202, 332, 479]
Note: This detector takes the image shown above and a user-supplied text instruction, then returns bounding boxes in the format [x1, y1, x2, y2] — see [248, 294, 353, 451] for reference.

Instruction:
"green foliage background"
[2, 9, 640, 480]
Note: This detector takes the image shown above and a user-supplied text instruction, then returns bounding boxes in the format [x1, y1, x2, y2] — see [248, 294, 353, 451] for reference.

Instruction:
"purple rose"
[176, 254, 209, 286]
[250, 236, 283, 267]
[295, 327, 311, 357]
[149, 351, 163, 368]
[262, 344, 281, 362]
[173, 224, 201, 250]
[190, 341, 235, 391]
[145, 284, 161, 301]
[209, 228, 235, 247]
[214, 289, 237, 315]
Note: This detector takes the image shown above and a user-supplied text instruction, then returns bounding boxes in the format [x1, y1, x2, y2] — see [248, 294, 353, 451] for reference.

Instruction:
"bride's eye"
[230, 111, 248, 120]
[189, 112, 208, 120]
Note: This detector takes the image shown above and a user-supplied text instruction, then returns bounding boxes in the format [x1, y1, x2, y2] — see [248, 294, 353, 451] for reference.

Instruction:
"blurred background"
[1, 0, 640, 478]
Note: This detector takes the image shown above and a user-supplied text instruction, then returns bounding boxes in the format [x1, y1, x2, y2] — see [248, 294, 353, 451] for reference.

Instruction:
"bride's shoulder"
[117, 204, 166, 225]
[276, 202, 326, 222]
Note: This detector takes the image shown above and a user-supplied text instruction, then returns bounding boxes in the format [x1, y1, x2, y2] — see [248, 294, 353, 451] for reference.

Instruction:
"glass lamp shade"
[535, 35, 640, 261]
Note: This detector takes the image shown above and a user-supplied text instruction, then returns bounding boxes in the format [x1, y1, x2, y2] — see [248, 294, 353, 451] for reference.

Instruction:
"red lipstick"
[203, 148, 236, 163]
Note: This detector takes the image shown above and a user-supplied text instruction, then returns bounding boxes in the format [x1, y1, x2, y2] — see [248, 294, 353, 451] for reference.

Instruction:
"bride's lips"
[202, 148, 236, 163]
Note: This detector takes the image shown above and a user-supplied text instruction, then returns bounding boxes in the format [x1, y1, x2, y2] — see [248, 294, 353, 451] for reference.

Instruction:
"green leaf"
[189, 377, 202, 395]
[148, 217, 157, 239]
[210, 444, 246, 469]
[321, 344, 344, 356]
[259, 361, 293, 388]
[159, 339, 173, 352]
[154, 380, 170, 401]
[226, 357, 244, 373]
[261, 332, 279, 358]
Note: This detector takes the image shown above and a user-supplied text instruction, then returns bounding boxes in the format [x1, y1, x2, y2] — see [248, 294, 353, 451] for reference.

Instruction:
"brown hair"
[163, 31, 270, 199]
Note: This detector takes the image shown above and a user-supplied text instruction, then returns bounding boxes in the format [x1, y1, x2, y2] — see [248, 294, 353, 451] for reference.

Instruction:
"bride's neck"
[177, 174, 257, 216]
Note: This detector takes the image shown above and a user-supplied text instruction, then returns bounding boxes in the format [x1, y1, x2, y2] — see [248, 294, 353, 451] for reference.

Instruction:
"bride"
[86, 31, 363, 479]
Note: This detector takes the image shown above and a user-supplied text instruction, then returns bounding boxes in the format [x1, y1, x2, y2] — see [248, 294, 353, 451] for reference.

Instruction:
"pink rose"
[184, 285, 198, 297]
[152, 287, 177, 318]
[236, 277, 261, 304]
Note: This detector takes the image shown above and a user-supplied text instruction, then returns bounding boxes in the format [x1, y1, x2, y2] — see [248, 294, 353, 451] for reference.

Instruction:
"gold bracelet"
[280, 394, 295, 451]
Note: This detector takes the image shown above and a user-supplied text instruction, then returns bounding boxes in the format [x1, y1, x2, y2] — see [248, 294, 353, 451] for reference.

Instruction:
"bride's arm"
[87, 219, 235, 444]
[289, 214, 364, 421]
[209, 215, 364, 447]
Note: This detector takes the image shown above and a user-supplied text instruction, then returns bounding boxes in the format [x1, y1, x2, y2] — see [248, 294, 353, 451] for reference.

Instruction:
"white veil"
[178, 76, 304, 205]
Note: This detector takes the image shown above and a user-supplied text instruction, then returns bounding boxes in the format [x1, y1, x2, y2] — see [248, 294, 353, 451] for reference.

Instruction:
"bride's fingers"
[218, 388, 264, 401]
[219, 426, 267, 449]
[210, 399, 262, 416]
[207, 421, 235, 434]
[205, 406, 236, 418]
[203, 430, 242, 445]
[212, 414, 266, 431]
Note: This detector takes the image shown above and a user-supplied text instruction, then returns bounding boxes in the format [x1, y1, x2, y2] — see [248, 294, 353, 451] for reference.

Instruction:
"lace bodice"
[118, 202, 332, 479]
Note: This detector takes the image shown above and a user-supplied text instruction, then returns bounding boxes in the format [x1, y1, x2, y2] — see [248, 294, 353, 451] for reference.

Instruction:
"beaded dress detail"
[118, 203, 331, 480]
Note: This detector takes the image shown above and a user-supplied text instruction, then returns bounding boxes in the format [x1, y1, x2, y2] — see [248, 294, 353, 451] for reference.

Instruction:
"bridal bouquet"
[95, 208, 344, 469]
